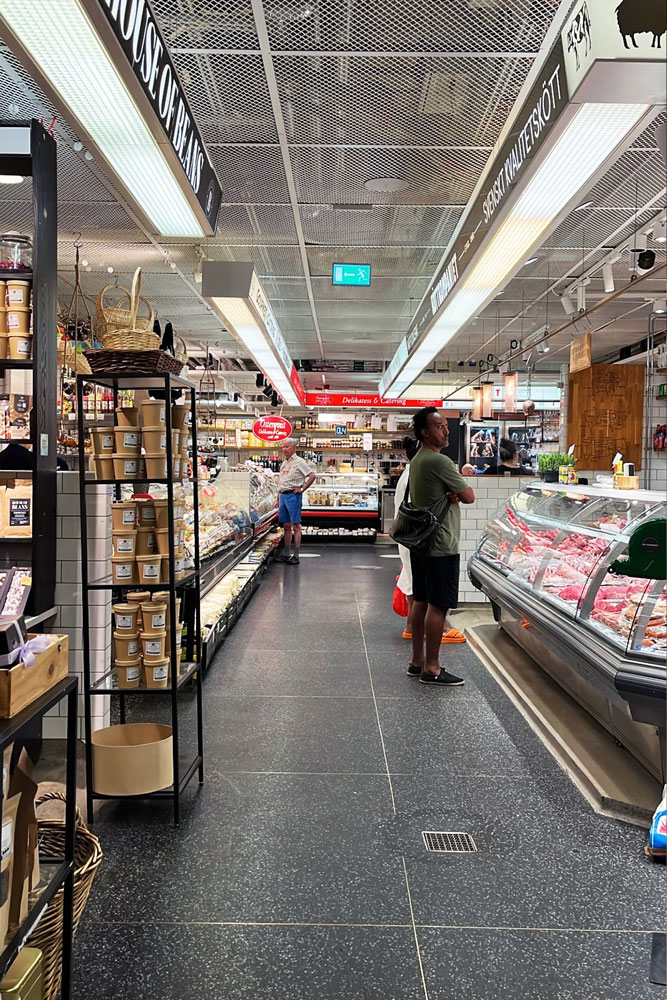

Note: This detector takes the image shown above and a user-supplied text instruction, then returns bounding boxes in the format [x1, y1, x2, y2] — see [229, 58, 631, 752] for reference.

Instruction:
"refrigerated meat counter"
[468, 482, 666, 781]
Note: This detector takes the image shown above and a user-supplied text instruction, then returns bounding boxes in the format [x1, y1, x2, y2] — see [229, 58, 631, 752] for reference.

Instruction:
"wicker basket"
[57, 340, 93, 375]
[175, 336, 188, 367]
[28, 791, 103, 1000]
[84, 348, 183, 376]
[96, 267, 154, 340]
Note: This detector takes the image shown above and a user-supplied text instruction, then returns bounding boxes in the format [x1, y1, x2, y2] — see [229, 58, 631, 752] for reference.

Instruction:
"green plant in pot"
[538, 452, 563, 482]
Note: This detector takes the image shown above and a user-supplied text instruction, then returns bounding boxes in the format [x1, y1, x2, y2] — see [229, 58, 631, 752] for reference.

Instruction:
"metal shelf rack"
[76, 373, 203, 827]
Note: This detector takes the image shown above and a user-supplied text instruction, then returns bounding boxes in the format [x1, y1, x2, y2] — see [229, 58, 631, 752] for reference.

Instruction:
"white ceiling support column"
[251, 0, 325, 360]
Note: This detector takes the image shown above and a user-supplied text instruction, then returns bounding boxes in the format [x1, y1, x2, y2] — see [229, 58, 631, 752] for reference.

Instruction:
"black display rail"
[200, 541, 275, 674]
[76, 373, 203, 827]
[0, 677, 77, 997]
[0, 120, 57, 618]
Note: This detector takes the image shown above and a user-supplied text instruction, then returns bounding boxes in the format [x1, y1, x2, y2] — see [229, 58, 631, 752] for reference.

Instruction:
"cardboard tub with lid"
[171, 404, 189, 430]
[155, 528, 171, 556]
[114, 657, 142, 689]
[116, 407, 139, 428]
[135, 498, 156, 526]
[126, 590, 150, 629]
[140, 400, 165, 426]
[91, 723, 173, 796]
[112, 602, 140, 634]
[136, 526, 158, 556]
[8, 334, 32, 360]
[140, 601, 167, 635]
[137, 554, 162, 585]
[144, 657, 169, 689]
[144, 453, 167, 480]
[6, 279, 31, 308]
[113, 631, 140, 660]
[6, 307, 29, 334]
[114, 426, 141, 456]
[142, 426, 167, 454]
[152, 592, 180, 627]
[111, 500, 137, 530]
[172, 454, 181, 479]
[91, 428, 114, 455]
[111, 556, 137, 585]
[94, 455, 113, 480]
[166, 625, 184, 666]
[152, 499, 169, 529]
[112, 529, 136, 557]
[113, 454, 141, 480]
[141, 630, 166, 661]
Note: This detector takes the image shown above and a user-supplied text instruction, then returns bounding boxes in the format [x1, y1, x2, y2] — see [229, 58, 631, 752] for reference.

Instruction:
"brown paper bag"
[0, 794, 19, 946]
[2, 479, 32, 538]
[7, 767, 37, 930]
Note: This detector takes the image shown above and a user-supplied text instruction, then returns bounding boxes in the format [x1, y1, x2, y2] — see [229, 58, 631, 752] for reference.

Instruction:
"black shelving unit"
[0, 677, 77, 997]
[0, 120, 58, 617]
[76, 373, 203, 827]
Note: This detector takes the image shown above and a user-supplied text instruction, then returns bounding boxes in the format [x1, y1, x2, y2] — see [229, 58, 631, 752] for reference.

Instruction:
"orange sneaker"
[402, 629, 413, 640]
[520, 619, 532, 629]
[441, 628, 466, 644]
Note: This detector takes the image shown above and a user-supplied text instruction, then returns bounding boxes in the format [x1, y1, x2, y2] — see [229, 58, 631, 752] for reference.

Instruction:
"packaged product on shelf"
[8, 396, 30, 441]
[0, 619, 26, 669]
[7, 765, 38, 930]
[0, 794, 19, 945]
[0, 569, 31, 617]
[0, 480, 31, 538]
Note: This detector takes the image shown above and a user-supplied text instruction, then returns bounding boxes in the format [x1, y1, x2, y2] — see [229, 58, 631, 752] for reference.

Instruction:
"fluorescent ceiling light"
[208, 297, 300, 406]
[0, 175, 23, 184]
[381, 102, 648, 397]
[575, 200, 594, 211]
[522, 257, 539, 266]
[0, 0, 205, 237]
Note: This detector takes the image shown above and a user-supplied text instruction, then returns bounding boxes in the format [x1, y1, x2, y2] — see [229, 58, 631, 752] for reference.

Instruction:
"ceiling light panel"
[262, 0, 555, 53]
[273, 55, 531, 146]
[0, 0, 207, 236]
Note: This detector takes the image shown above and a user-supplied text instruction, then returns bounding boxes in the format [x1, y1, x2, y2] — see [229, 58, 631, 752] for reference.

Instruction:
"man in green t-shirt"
[407, 407, 475, 686]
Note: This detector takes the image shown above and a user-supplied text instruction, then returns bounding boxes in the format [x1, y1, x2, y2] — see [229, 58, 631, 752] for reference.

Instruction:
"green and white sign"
[332, 263, 371, 287]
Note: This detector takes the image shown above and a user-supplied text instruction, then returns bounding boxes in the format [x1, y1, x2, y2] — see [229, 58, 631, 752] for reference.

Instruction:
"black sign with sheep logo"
[567, 2, 592, 70]
[616, 0, 667, 49]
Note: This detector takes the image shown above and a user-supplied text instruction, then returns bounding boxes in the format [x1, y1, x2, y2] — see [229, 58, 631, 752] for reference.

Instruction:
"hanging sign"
[304, 393, 443, 408]
[93, 0, 222, 231]
[570, 332, 592, 373]
[253, 416, 292, 443]
[332, 264, 371, 286]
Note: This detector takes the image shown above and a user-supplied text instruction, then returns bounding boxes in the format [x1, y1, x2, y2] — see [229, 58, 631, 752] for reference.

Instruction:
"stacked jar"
[0, 278, 32, 360]
[111, 595, 179, 689]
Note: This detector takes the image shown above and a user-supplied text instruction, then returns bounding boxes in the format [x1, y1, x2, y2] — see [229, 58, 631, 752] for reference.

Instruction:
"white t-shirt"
[279, 454, 313, 491]
[395, 464, 412, 596]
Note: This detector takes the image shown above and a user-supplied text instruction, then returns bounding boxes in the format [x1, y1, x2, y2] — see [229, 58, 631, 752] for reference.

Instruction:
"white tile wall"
[45, 472, 112, 738]
[458, 476, 535, 604]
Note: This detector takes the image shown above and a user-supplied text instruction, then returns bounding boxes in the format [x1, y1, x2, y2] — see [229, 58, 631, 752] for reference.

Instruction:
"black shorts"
[410, 552, 460, 610]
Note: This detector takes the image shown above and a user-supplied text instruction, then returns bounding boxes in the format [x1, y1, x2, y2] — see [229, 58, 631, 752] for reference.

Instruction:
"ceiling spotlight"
[602, 262, 615, 293]
[630, 248, 657, 272]
[653, 219, 667, 244]
[537, 343, 550, 354]
[364, 177, 411, 193]
[107, 266, 114, 274]
[255, 374, 264, 388]
[575, 200, 594, 212]
[262, 385, 273, 398]
[81, 258, 88, 268]
[73, 141, 83, 152]
[653, 299, 667, 314]
[522, 257, 538, 267]
[496, 290, 504, 296]
[0, 175, 24, 185]
[560, 293, 576, 315]
[85, 265, 91, 272]
[271, 391, 279, 408]
[169, 261, 177, 269]
[84, 151, 93, 161]
[576, 284, 587, 312]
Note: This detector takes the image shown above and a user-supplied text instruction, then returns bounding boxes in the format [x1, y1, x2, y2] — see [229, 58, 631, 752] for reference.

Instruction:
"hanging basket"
[28, 790, 103, 1000]
[84, 348, 183, 376]
[95, 267, 155, 339]
[57, 340, 93, 375]
[174, 335, 189, 367]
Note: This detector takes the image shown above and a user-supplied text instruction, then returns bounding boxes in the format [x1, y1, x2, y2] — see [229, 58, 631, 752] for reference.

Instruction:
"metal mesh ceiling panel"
[262, 0, 553, 53]
[290, 146, 489, 205]
[215, 204, 299, 243]
[209, 146, 291, 203]
[307, 245, 445, 277]
[152, 0, 260, 49]
[274, 55, 531, 146]
[203, 243, 304, 275]
[172, 52, 278, 144]
[310, 275, 431, 302]
[300, 205, 461, 247]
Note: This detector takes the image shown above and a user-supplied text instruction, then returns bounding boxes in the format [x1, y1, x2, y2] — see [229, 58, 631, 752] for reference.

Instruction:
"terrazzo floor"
[72, 544, 664, 999]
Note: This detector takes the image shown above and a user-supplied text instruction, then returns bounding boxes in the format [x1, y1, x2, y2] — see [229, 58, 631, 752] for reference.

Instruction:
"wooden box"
[0, 634, 68, 719]
[616, 475, 640, 490]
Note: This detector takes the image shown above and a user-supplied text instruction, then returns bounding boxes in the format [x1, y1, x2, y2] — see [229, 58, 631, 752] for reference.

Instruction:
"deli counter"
[301, 472, 380, 541]
[468, 482, 666, 781]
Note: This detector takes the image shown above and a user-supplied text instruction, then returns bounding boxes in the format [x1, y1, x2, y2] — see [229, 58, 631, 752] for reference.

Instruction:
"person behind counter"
[483, 437, 531, 476]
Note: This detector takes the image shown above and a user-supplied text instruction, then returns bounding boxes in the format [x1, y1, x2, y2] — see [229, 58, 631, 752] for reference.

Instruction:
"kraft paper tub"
[6, 279, 31, 308]
[91, 723, 173, 796]
[172, 454, 181, 479]
[114, 426, 141, 455]
[6, 308, 29, 334]
[166, 626, 183, 666]
[144, 453, 167, 480]
[112, 529, 136, 557]
[155, 528, 170, 556]
[94, 456, 113, 481]
[171, 405, 189, 430]
[171, 429, 180, 453]
[142, 426, 167, 454]
[111, 501, 137, 530]
[140, 400, 165, 426]
[90, 428, 114, 455]
[8, 334, 32, 359]
[136, 499, 156, 526]
[152, 499, 169, 529]
[111, 556, 137, 586]
[113, 632, 140, 660]
[152, 593, 181, 628]
[0, 334, 7, 359]
[135, 526, 158, 556]
[137, 554, 162, 585]
[114, 658, 142, 689]
[116, 407, 139, 428]
[112, 602, 140, 634]
[141, 631, 166, 661]
[144, 657, 169, 689]
[140, 601, 167, 635]
[112, 454, 141, 480]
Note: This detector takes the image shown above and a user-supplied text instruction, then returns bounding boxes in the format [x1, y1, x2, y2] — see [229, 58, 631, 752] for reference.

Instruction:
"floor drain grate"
[422, 831, 477, 853]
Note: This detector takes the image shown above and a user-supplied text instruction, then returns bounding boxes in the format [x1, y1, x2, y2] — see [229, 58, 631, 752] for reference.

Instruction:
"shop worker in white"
[276, 439, 316, 565]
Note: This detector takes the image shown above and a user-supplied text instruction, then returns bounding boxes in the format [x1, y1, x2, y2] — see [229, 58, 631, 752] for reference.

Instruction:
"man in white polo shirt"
[276, 439, 316, 565]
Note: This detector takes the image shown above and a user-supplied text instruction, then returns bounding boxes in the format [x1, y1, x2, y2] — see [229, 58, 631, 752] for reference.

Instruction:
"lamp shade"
[472, 386, 483, 421]
[503, 372, 519, 411]
[481, 381, 494, 419]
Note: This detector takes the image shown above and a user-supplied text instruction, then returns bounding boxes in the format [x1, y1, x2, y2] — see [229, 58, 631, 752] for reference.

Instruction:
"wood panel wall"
[567, 364, 644, 470]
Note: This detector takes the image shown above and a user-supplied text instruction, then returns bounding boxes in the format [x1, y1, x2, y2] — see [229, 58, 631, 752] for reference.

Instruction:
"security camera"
[629, 248, 656, 274]
[522, 351, 533, 364]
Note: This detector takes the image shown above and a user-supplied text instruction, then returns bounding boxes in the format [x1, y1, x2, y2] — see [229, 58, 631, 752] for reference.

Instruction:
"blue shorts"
[278, 492, 303, 525]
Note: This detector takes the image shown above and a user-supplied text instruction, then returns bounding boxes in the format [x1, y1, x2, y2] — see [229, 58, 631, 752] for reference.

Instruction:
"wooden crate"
[0, 635, 68, 718]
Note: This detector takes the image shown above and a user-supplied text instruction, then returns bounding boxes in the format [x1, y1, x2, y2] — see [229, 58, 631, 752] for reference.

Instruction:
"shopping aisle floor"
[73, 546, 664, 999]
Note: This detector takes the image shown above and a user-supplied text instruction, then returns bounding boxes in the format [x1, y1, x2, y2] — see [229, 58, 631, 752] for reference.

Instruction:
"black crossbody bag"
[389, 470, 450, 554]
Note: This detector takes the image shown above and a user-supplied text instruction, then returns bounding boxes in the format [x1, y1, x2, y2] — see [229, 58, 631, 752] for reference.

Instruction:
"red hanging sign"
[253, 415, 293, 443]
[303, 392, 443, 408]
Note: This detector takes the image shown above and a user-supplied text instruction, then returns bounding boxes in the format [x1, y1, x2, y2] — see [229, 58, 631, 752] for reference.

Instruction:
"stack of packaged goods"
[112, 593, 183, 689]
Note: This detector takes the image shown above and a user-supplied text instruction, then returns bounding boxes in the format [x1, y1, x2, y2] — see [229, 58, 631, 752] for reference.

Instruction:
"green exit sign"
[332, 263, 371, 286]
